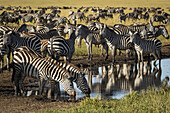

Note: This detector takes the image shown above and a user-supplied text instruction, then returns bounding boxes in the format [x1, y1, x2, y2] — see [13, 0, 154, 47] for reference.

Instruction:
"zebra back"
[3, 31, 41, 53]
[13, 46, 75, 96]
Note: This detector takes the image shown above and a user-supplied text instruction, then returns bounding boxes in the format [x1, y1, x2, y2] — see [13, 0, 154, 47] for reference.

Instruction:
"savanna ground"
[0, 0, 170, 112]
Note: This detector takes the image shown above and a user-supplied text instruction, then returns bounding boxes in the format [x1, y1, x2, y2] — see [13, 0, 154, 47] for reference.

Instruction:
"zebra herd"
[0, 5, 169, 100]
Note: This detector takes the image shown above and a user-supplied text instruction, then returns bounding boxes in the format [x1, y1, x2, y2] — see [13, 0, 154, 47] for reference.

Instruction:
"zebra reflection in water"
[84, 61, 163, 99]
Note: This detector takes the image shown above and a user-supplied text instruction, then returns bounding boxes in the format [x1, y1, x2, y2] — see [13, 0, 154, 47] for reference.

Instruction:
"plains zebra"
[46, 60, 91, 97]
[129, 31, 162, 73]
[54, 24, 67, 37]
[2, 31, 41, 54]
[13, 46, 76, 97]
[99, 24, 132, 62]
[29, 45, 90, 96]
[113, 22, 155, 37]
[75, 24, 108, 60]
[0, 25, 13, 34]
[146, 25, 169, 39]
[47, 27, 76, 62]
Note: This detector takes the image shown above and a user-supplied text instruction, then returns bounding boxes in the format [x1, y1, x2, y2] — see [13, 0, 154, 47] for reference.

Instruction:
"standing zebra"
[47, 27, 76, 62]
[129, 31, 162, 74]
[113, 22, 155, 37]
[2, 31, 41, 54]
[75, 24, 108, 60]
[28, 29, 60, 39]
[13, 46, 76, 97]
[99, 24, 132, 62]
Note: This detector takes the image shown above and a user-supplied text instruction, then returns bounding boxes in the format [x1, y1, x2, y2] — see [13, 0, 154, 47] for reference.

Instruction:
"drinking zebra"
[13, 46, 76, 97]
[75, 24, 108, 60]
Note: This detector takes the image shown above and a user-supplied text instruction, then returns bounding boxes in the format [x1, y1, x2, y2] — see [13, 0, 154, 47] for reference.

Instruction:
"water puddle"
[26, 58, 170, 100]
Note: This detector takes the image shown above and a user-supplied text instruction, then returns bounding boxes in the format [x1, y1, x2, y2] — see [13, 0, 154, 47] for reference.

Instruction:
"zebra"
[34, 45, 90, 96]
[47, 27, 77, 62]
[27, 29, 60, 39]
[75, 24, 108, 60]
[2, 31, 41, 54]
[129, 31, 162, 74]
[114, 22, 155, 37]
[53, 24, 67, 37]
[99, 24, 133, 62]
[46, 59, 91, 97]
[12, 46, 76, 97]
[146, 25, 169, 39]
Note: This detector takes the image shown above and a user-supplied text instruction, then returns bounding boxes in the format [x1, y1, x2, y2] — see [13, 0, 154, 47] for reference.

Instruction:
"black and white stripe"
[13, 46, 76, 96]
[129, 31, 162, 68]
[47, 28, 76, 62]
[99, 24, 132, 62]
[75, 24, 108, 60]
[145, 25, 169, 39]
[3, 31, 41, 54]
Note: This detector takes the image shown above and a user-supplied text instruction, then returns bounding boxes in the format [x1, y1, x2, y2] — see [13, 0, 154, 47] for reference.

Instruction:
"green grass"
[40, 86, 170, 113]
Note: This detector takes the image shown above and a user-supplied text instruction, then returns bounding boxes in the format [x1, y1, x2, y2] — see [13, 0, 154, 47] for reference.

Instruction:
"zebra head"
[74, 71, 91, 97]
[140, 27, 148, 38]
[129, 31, 139, 44]
[64, 23, 76, 34]
[146, 22, 155, 34]
[99, 24, 108, 38]
[2, 31, 17, 49]
[159, 25, 169, 39]
[75, 24, 88, 37]
[61, 75, 76, 97]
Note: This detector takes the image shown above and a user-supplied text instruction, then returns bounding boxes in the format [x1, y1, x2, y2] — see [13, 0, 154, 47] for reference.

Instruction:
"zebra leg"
[111, 46, 116, 63]
[50, 80, 61, 100]
[156, 50, 162, 67]
[101, 45, 104, 57]
[137, 51, 141, 71]
[103, 43, 108, 60]
[0, 55, 3, 73]
[7, 52, 10, 71]
[39, 78, 47, 96]
[152, 52, 158, 66]
[141, 51, 144, 76]
[19, 75, 25, 96]
[86, 43, 91, 60]
[14, 72, 21, 96]
[90, 43, 93, 60]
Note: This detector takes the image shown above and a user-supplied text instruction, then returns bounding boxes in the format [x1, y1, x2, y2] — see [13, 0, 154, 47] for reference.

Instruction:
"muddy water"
[26, 58, 170, 100]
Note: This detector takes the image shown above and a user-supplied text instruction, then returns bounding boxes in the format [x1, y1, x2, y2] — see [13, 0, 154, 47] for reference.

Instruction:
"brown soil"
[0, 45, 170, 113]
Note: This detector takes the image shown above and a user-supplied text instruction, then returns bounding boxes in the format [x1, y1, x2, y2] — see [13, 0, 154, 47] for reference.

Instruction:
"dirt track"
[0, 45, 170, 113]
